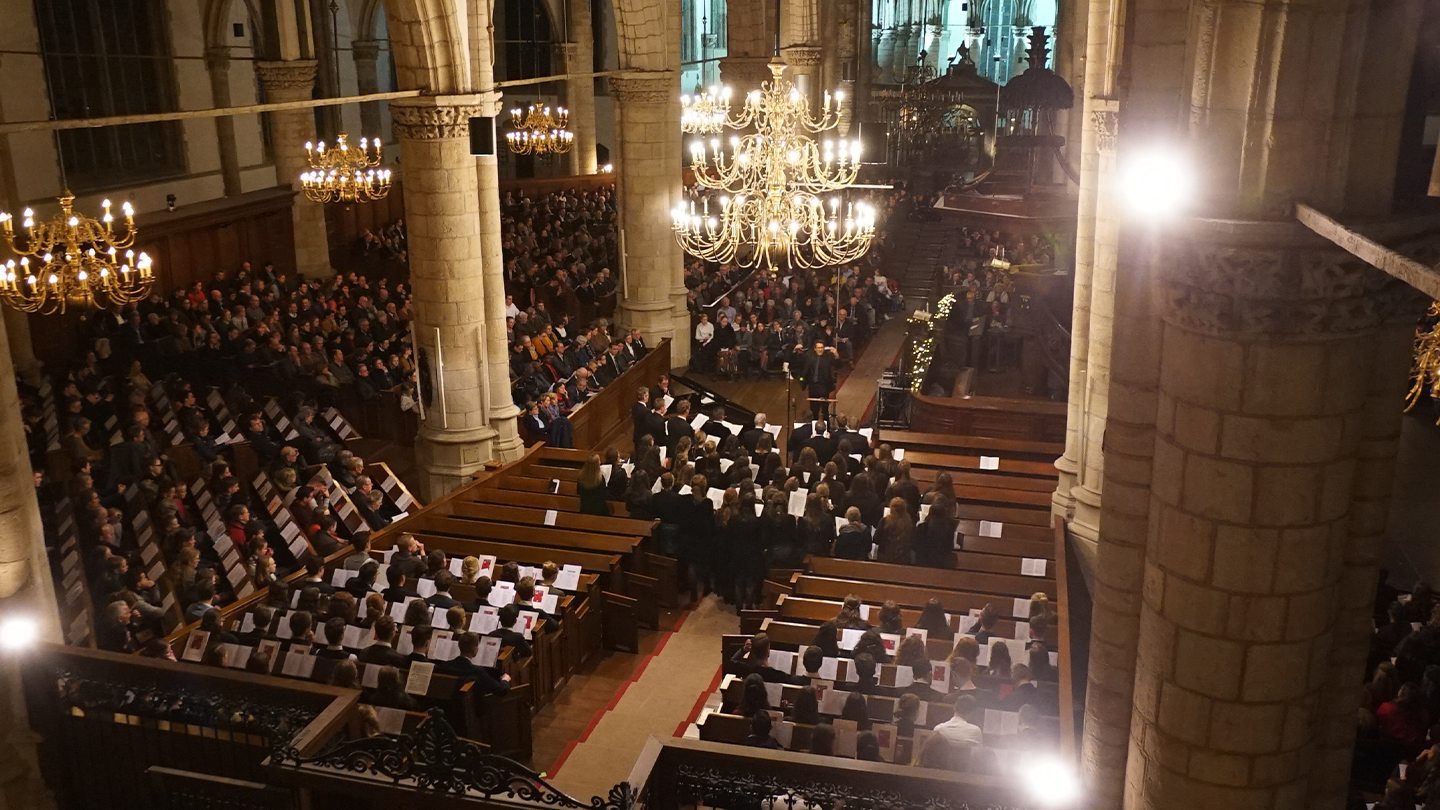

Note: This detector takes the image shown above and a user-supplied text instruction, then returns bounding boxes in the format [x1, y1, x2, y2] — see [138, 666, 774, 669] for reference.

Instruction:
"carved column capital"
[1156, 216, 1438, 336]
[1090, 108, 1117, 155]
[255, 60, 318, 101]
[204, 47, 230, 74]
[782, 46, 824, 67]
[610, 72, 678, 105]
[390, 94, 502, 140]
[351, 39, 381, 67]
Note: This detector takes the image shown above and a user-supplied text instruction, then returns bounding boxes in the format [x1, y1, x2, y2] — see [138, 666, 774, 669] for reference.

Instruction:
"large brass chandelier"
[1407, 302, 1440, 421]
[673, 59, 877, 271]
[506, 104, 574, 157]
[0, 194, 153, 315]
[301, 134, 391, 203]
[681, 85, 730, 134]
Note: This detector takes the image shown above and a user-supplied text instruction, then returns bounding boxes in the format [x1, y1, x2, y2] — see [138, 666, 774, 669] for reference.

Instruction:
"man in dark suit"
[237, 605, 279, 644]
[832, 415, 865, 457]
[405, 624, 435, 663]
[664, 401, 694, 453]
[795, 341, 837, 421]
[630, 388, 653, 446]
[439, 632, 513, 696]
[596, 342, 626, 385]
[380, 564, 415, 604]
[804, 425, 838, 465]
[788, 419, 820, 461]
[357, 616, 408, 667]
[315, 617, 354, 659]
[738, 414, 769, 455]
[624, 329, 648, 362]
[426, 571, 462, 609]
[700, 406, 733, 443]
[488, 604, 533, 658]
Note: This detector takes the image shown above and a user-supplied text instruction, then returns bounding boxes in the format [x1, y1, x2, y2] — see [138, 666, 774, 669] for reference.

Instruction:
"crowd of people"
[722, 589, 1059, 768]
[1358, 578, 1440, 803]
[561, 395, 988, 607]
[684, 188, 911, 380]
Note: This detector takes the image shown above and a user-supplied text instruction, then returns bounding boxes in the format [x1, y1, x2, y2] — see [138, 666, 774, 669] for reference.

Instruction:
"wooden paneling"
[28, 189, 297, 366]
[909, 392, 1067, 443]
[560, 339, 671, 451]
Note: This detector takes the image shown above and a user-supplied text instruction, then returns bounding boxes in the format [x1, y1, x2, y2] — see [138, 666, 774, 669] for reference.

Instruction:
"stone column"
[1068, 101, 1120, 556]
[1078, 201, 1159, 809]
[351, 40, 383, 141]
[390, 97, 501, 498]
[205, 49, 243, 196]
[3, 310, 39, 387]
[474, 101, 525, 462]
[611, 72, 689, 366]
[558, 43, 599, 176]
[874, 28, 896, 84]
[781, 46, 824, 109]
[255, 61, 332, 279]
[853, 0, 874, 126]
[1120, 220, 1428, 810]
[721, 0, 773, 89]
[0, 297, 56, 810]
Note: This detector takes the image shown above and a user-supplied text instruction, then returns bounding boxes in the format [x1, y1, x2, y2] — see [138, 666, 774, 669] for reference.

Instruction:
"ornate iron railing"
[274, 708, 637, 810]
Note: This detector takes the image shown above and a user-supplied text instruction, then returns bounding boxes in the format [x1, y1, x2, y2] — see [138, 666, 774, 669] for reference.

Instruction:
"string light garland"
[301, 133, 392, 204]
[0, 194, 153, 315]
[673, 60, 877, 271]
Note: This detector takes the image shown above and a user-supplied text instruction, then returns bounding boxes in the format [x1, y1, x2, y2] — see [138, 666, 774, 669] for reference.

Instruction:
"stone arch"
[377, 0, 473, 93]
[611, 0, 679, 71]
[356, 0, 387, 39]
[202, 0, 265, 53]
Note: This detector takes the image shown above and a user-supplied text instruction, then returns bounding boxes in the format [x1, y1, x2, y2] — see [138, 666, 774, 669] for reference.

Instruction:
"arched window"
[33, 0, 184, 192]
[500, 0, 554, 81]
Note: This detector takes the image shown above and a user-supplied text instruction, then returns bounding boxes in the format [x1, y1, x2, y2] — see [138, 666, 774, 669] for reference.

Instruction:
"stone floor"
[544, 594, 739, 801]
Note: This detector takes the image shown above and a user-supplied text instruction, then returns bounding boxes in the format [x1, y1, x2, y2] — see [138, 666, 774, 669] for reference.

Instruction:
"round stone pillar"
[3, 310, 39, 387]
[874, 29, 897, 84]
[611, 72, 689, 367]
[782, 46, 824, 112]
[255, 61, 332, 279]
[558, 43, 599, 176]
[205, 49, 243, 197]
[351, 40, 384, 142]
[390, 97, 501, 499]
[472, 93, 525, 462]
[1121, 219, 1427, 810]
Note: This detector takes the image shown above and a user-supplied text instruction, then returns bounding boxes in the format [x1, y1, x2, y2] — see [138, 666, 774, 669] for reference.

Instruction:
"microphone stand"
[783, 360, 794, 466]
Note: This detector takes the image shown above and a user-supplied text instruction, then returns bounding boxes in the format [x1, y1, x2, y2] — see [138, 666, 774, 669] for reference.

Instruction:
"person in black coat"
[727, 492, 765, 608]
[488, 604, 533, 658]
[439, 632, 513, 696]
[795, 342, 838, 421]
[630, 387, 653, 446]
[357, 617, 408, 667]
[677, 474, 717, 602]
[834, 508, 873, 559]
[664, 401, 694, 453]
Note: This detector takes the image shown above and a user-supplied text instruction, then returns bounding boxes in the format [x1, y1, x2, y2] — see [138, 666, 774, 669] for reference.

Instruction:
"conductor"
[795, 340, 838, 421]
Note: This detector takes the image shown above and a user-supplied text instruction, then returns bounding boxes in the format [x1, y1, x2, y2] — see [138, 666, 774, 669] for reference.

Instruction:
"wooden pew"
[807, 556, 1055, 589]
[788, 574, 1052, 619]
[771, 593, 1022, 640]
[402, 514, 644, 563]
[439, 499, 657, 539]
[953, 502, 1052, 529]
[881, 430, 1064, 462]
[758, 618, 957, 661]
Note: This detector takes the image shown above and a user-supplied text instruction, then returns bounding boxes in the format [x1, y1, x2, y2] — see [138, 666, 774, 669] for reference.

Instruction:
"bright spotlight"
[1120, 146, 1194, 220]
[1025, 755, 1081, 807]
[0, 617, 38, 650]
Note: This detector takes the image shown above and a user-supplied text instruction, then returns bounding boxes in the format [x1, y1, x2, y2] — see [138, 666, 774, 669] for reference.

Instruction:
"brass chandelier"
[681, 85, 730, 135]
[0, 194, 153, 315]
[301, 134, 392, 204]
[506, 104, 574, 157]
[673, 59, 877, 271]
[1407, 302, 1440, 421]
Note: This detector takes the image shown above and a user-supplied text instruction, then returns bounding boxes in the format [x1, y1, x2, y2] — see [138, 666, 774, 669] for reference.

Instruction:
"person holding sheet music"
[440, 632, 512, 696]
[359, 617, 408, 667]
[489, 604, 533, 658]
[576, 454, 610, 516]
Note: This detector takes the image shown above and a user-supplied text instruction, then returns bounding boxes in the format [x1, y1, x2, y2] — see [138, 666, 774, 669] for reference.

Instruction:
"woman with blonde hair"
[576, 453, 610, 516]
[459, 556, 482, 585]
